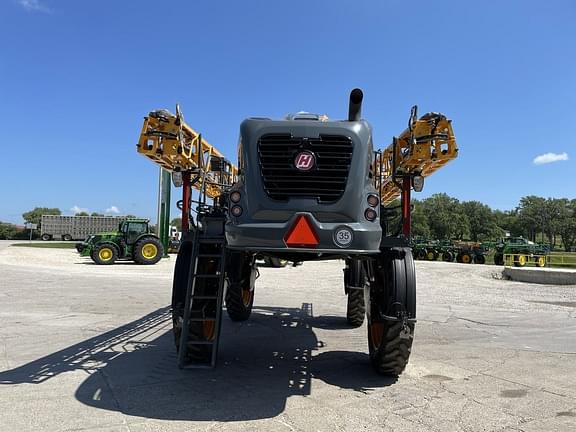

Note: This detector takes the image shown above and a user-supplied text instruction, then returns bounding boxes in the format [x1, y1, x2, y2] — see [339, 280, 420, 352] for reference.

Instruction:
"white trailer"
[40, 215, 128, 241]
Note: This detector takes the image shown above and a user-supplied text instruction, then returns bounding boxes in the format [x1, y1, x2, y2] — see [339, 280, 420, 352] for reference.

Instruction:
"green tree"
[553, 199, 576, 251]
[461, 201, 499, 241]
[170, 217, 182, 229]
[421, 193, 469, 240]
[91, 212, 104, 216]
[517, 196, 546, 242]
[0, 222, 18, 240]
[22, 207, 61, 228]
[411, 201, 431, 238]
[75, 211, 89, 216]
[492, 209, 522, 237]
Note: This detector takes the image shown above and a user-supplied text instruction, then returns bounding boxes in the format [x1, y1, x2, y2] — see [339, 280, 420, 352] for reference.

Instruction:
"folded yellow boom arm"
[375, 108, 458, 204]
[137, 105, 457, 204]
[137, 107, 238, 199]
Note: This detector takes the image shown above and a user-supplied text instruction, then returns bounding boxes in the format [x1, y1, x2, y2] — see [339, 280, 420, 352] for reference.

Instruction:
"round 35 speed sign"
[333, 226, 353, 248]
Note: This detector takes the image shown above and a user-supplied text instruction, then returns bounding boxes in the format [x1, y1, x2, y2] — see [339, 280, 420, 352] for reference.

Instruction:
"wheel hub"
[99, 248, 112, 261]
[142, 244, 158, 259]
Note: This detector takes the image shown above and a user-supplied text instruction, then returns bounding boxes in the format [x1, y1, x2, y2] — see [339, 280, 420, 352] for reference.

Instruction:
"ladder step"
[187, 317, 217, 321]
[199, 238, 225, 243]
[198, 254, 223, 258]
[191, 295, 219, 300]
[180, 364, 214, 370]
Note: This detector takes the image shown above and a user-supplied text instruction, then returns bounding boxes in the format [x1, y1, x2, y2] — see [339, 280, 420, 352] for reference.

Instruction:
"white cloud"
[533, 152, 569, 165]
[17, 0, 51, 12]
[105, 206, 120, 214]
[70, 205, 89, 214]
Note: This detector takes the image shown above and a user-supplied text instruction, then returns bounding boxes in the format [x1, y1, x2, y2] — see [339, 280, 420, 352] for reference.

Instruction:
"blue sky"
[0, 0, 574, 224]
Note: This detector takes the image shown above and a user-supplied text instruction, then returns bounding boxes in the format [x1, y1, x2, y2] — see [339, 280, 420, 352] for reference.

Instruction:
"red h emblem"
[294, 151, 315, 171]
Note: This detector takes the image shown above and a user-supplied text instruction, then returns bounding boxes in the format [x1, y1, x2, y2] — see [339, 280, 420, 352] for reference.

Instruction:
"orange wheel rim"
[462, 255, 470, 263]
[370, 322, 384, 350]
[241, 289, 253, 307]
[203, 320, 215, 341]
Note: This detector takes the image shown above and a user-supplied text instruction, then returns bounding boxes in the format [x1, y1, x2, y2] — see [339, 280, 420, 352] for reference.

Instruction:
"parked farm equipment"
[78, 219, 163, 265]
[492, 237, 549, 267]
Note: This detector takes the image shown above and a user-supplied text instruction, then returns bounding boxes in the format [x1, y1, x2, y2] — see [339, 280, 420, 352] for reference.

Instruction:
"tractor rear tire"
[367, 248, 416, 376]
[535, 256, 546, 267]
[474, 254, 486, 265]
[368, 320, 415, 376]
[133, 237, 163, 265]
[426, 250, 438, 261]
[225, 252, 256, 322]
[171, 238, 193, 351]
[346, 289, 365, 327]
[441, 251, 454, 262]
[415, 249, 427, 260]
[460, 253, 473, 264]
[494, 253, 504, 265]
[91, 244, 118, 265]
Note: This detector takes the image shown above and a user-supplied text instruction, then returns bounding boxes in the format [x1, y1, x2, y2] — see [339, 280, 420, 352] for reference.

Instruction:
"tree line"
[2, 199, 576, 251]
[409, 194, 576, 251]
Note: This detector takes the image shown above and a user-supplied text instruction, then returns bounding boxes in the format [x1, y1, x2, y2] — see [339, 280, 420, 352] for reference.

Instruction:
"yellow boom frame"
[374, 108, 458, 204]
[137, 105, 456, 204]
[137, 107, 238, 198]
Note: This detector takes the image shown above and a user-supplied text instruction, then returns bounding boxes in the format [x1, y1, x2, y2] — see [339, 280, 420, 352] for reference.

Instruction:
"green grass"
[11, 242, 77, 249]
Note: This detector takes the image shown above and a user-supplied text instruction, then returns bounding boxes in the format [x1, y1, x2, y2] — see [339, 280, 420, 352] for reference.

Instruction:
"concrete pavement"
[0, 246, 575, 431]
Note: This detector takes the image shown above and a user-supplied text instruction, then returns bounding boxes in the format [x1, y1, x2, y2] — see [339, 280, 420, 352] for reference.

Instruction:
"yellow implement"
[374, 107, 458, 204]
[137, 107, 237, 198]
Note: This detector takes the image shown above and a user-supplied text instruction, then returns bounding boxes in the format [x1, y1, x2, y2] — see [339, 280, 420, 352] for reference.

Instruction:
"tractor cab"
[119, 219, 151, 245]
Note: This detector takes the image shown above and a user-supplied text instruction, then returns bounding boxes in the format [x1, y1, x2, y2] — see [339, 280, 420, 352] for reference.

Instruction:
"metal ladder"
[177, 213, 227, 368]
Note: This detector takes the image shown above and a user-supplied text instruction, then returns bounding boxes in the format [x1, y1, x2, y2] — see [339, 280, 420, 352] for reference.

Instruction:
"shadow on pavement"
[0, 304, 396, 421]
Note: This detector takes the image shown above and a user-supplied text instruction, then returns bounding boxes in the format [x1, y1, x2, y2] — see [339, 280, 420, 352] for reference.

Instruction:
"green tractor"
[492, 237, 549, 267]
[79, 218, 164, 265]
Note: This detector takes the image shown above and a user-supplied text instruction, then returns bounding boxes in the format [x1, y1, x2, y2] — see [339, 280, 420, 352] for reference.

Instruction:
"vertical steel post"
[401, 176, 411, 239]
[181, 171, 191, 234]
[157, 168, 171, 257]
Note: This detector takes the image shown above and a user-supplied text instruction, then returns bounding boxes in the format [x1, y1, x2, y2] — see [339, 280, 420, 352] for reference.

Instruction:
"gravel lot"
[0, 240, 575, 431]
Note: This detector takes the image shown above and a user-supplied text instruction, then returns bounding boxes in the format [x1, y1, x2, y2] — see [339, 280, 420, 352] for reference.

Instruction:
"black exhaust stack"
[348, 88, 364, 121]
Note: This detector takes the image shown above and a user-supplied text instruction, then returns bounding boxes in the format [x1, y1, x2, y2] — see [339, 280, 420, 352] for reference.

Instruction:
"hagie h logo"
[294, 152, 315, 171]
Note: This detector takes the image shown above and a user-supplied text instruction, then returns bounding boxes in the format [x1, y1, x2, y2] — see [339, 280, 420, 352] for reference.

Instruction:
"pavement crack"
[455, 316, 511, 327]
[275, 415, 301, 431]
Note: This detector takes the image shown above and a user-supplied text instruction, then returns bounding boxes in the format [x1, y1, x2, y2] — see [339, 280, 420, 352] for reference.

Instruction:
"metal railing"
[504, 253, 548, 268]
[504, 253, 576, 268]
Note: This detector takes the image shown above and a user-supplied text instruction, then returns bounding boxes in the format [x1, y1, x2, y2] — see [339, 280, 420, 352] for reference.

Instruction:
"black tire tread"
[91, 243, 118, 265]
[346, 289, 365, 327]
[133, 236, 163, 265]
[225, 284, 253, 321]
[370, 321, 415, 376]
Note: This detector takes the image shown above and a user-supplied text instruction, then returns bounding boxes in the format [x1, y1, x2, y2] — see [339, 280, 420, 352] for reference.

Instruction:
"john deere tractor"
[79, 219, 164, 265]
